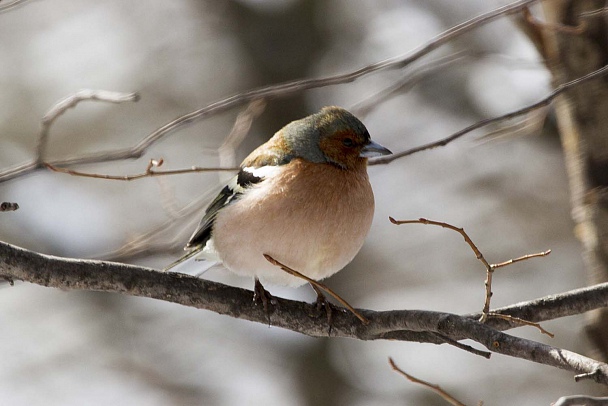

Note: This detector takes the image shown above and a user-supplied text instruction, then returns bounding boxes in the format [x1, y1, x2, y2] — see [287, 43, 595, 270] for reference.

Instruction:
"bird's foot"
[314, 292, 333, 324]
[312, 289, 338, 336]
[253, 278, 276, 317]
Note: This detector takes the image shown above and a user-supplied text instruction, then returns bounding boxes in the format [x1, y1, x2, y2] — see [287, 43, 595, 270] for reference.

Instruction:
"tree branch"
[0, 90, 140, 182]
[370, 63, 608, 165]
[2, 240, 608, 383]
[389, 357, 468, 406]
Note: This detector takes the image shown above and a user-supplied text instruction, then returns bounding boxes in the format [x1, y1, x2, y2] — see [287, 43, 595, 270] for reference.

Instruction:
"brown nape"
[242, 130, 292, 168]
[319, 130, 369, 170]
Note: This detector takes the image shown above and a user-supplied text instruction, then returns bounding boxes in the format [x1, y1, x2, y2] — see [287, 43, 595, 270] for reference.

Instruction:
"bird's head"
[282, 106, 392, 170]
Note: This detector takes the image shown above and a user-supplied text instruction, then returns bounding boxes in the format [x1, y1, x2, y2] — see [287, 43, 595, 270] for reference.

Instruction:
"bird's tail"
[162, 247, 203, 272]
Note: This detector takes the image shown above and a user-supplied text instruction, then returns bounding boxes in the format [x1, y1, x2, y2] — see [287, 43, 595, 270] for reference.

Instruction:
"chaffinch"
[168, 106, 391, 298]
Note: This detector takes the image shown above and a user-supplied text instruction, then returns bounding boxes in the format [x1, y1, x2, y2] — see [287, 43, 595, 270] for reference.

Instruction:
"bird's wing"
[185, 164, 282, 250]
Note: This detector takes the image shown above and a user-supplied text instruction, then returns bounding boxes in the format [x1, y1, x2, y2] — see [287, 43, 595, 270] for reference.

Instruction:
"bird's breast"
[211, 159, 375, 286]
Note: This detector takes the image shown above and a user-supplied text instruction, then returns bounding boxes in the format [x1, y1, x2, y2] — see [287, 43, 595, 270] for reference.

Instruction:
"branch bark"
[2, 240, 608, 383]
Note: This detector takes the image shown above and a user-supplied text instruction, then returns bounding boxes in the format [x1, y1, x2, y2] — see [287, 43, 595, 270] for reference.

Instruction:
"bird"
[166, 106, 391, 306]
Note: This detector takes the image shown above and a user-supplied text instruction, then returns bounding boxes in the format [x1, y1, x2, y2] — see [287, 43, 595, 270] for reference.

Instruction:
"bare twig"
[389, 217, 491, 267]
[218, 99, 267, 168]
[3, 240, 608, 382]
[44, 161, 237, 181]
[475, 105, 549, 143]
[37, 90, 140, 163]
[0, 90, 140, 182]
[492, 249, 551, 269]
[350, 51, 472, 118]
[0, 202, 19, 212]
[389, 217, 495, 321]
[388, 217, 551, 324]
[96, 190, 216, 261]
[357, 50, 544, 123]
[45, 99, 262, 183]
[97, 101, 263, 260]
[263, 254, 369, 324]
[389, 358, 469, 406]
[487, 313, 554, 337]
[370, 63, 608, 165]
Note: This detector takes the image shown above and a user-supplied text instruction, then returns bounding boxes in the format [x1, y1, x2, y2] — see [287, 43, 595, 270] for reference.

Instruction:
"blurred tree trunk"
[227, 0, 326, 152]
[540, 0, 608, 359]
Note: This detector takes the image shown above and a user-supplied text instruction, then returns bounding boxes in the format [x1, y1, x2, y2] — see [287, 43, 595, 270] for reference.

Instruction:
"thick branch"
[2, 241, 608, 383]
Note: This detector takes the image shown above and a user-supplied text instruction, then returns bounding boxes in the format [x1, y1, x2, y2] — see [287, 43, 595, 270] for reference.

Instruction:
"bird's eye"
[342, 138, 354, 147]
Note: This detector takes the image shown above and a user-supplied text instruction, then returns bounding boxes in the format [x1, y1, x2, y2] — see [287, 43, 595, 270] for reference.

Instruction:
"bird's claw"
[253, 278, 276, 317]
[313, 290, 336, 335]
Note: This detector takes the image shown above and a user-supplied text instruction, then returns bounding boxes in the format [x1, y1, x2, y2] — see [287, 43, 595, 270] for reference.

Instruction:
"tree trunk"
[540, 0, 608, 359]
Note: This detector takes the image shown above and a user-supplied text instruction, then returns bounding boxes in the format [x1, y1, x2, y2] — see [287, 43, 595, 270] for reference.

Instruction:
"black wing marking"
[236, 169, 263, 188]
[185, 168, 263, 249]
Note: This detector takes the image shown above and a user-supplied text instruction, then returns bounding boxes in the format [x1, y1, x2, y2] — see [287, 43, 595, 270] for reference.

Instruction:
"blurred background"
[0, 0, 602, 405]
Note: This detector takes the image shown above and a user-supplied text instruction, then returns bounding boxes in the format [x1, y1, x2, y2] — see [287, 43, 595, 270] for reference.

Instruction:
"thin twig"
[475, 104, 549, 143]
[98, 101, 263, 260]
[552, 395, 608, 406]
[218, 99, 267, 168]
[492, 249, 551, 269]
[96, 190, 216, 261]
[390, 216, 495, 321]
[44, 161, 237, 181]
[388, 217, 551, 324]
[263, 254, 369, 324]
[0, 90, 139, 183]
[389, 217, 491, 267]
[360, 51, 548, 120]
[487, 313, 554, 337]
[370, 63, 608, 165]
[37, 90, 140, 163]
[389, 358, 469, 406]
[350, 51, 472, 118]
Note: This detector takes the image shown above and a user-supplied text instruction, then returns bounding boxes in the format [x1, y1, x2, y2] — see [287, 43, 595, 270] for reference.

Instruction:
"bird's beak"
[359, 140, 392, 158]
